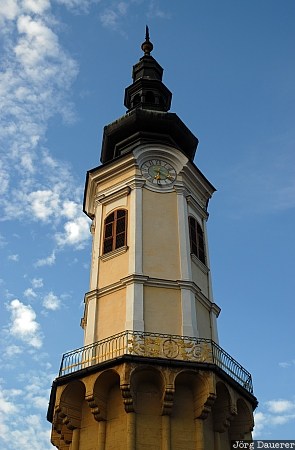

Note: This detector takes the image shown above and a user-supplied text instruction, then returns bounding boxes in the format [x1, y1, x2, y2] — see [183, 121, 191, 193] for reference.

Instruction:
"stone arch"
[173, 370, 215, 418]
[131, 365, 164, 414]
[85, 369, 125, 450]
[52, 380, 85, 449]
[131, 366, 164, 450]
[171, 370, 215, 450]
[86, 369, 121, 421]
[229, 398, 254, 440]
[212, 381, 235, 432]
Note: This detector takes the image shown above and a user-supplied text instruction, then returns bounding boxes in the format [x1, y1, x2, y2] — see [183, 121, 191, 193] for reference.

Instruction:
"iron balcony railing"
[58, 330, 253, 394]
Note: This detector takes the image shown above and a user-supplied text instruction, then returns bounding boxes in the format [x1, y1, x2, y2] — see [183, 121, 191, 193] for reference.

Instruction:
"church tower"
[48, 29, 257, 450]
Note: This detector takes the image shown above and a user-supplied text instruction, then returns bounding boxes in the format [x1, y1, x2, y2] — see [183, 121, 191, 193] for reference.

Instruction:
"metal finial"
[141, 25, 153, 56]
[145, 25, 150, 42]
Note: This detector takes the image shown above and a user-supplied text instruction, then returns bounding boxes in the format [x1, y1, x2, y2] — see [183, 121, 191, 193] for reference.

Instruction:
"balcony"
[58, 330, 253, 394]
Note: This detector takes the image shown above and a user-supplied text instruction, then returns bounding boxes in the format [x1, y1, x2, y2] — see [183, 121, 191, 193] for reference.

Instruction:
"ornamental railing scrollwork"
[58, 330, 253, 394]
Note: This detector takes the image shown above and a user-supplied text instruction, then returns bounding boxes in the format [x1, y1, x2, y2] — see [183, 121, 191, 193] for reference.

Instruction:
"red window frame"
[188, 216, 206, 264]
[103, 209, 127, 254]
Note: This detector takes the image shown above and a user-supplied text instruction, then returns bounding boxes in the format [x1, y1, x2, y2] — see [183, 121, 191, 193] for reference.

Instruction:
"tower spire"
[48, 35, 257, 450]
[141, 25, 153, 55]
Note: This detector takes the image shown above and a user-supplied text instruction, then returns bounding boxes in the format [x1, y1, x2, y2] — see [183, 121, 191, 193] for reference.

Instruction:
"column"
[195, 419, 204, 450]
[162, 415, 171, 450]
[175, 186, 192, 280]
[210, 305, 220, 344]
[83, 290, 99, 346]
[98, 421, 106, 450]
[125, 277, 145, 331]
[178, 281, 198, 337]
[214, 431, 221, 450]
[128, 181, 143, 274]
[71, 428, 80, 450]
[201, 218, 213, 300]
[125, 181, 144, 331]
[126, 412, 136, 450]
[89, 200, 103, 290]
[175, 186, 198, 337]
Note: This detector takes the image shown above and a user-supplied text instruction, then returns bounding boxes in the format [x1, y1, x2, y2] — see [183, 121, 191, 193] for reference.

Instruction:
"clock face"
[141, 160, 176, 186]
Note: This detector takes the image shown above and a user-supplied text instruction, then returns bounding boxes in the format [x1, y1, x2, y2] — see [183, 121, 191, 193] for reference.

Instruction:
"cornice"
[120, 274, 149, 285]
[173, 182, 190, 196]
[145, 277, 180, 289]
[96, 187, 131, 205]
[126, 176, 146, 190]
[83, 276, 220, 316]
[210, 302, 221, 317]
[196, 291, 220, 316]
[186, 195, 209, 220]
[84, 289, 99, 304]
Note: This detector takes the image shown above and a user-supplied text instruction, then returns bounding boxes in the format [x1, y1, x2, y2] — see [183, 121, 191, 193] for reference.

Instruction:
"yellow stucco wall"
[195, 300, 212, 339]
[143, 286, 181, 335]
[96, 288, 126, 341]
[142, 190, 180, 280]
[191, 259, 209, 297]
[79, 401, 99, 450]
[98, 251, 129, 289]
[105, 384, 127, 450]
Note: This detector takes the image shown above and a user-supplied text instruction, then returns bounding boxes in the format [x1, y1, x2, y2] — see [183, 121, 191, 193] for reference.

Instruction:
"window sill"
[191, 253, 209, 274]
[100, 246, 129, 262]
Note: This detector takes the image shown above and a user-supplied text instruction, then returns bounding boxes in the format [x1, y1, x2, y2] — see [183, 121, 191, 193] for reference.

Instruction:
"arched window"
[103, 209, 127, 254]
[132, 94, 140, 107]
[188, 216, 206, 264]
[145, 91, 155, 104]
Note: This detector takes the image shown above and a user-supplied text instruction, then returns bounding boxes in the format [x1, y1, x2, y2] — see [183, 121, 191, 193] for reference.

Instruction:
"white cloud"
[31, 396, 49, 409]
[54, 0, 100, 13]
[271, 415, 295, 425]
[279, 361, 292, 368]
[62, 200, 79, 219]
[7, 299, 42, 348]
[29, 189, 60, 221]
[43, 291, 60, 310]
[0, 375, 53, 450]
[0, 4, 79, 228]
[0, 234, 7, 248]
[0, 6, 92, 257]
[117, 1, 128, 15]
[8, 254, 19, 262]
[0, 160, 9, 195]
[35, 251, 56, 267]
[253, 399, 295, 438]
[31, 277, 43, 288]
[55, 214, 90, 248]
[24, 288, 37, 298]
[100, 8, 119, 28]
[15, 15, 60, 78]
[253, 411, 267, 437]
[0, 0, 19, 23]
[147, 0, 171, 19]
[3, 345, 22, 358]
[23, 0, 50, 15]
[266, 399, 295, 414]
[100, 1, 129, 29]
[0, 391, 17, 415]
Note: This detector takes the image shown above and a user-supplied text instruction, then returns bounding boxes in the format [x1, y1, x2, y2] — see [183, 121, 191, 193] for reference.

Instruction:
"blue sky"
[0, 1, 295, 447]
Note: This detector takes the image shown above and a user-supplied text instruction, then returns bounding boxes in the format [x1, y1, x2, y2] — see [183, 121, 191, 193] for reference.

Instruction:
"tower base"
[48, 355, 256, 450]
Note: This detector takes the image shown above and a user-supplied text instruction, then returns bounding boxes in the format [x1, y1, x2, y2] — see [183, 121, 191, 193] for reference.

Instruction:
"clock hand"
[154, 169, 162, 180]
